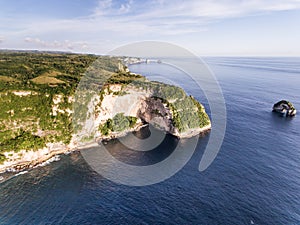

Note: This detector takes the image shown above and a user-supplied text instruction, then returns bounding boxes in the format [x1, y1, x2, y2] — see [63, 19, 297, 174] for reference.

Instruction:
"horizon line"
[1, 48, 300, 58]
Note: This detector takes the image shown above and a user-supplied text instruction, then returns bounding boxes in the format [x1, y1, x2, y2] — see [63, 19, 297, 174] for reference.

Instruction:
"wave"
[36, 155, 61, 168]
[14, 171, 28, 177]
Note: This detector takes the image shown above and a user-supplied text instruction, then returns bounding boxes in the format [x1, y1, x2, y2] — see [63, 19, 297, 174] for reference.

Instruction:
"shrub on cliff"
[99, 114, 138, 135]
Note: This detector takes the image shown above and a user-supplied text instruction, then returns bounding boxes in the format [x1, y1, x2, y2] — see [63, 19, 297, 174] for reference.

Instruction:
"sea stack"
[273, 100, 297, 117]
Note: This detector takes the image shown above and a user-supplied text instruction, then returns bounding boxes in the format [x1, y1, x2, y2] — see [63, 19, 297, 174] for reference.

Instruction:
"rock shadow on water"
[100, 125, 180, 166]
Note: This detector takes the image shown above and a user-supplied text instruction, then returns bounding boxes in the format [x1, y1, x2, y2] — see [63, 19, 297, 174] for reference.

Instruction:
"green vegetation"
[0, 129, 46, 152]
[0, 51, 122, 164]
[96, 72, 210, 133]
[99, 113, 138, 135]
[0, 154, 6, 164]
[0, 51, 210, 165]
[106, 71, 145, 84]
[168, 96, 210, 132]
[0, 51, 98, 92]
[129, 80, 210, 132]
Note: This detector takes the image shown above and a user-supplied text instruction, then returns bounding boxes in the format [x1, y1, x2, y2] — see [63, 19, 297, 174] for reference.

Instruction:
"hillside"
[0, 51, 210, 171]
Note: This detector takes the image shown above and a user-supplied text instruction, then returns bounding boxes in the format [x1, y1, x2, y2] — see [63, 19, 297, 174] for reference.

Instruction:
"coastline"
[0, 144, 75, 174]
[0, 58, 211, 176]
[0, 123, 211, 175]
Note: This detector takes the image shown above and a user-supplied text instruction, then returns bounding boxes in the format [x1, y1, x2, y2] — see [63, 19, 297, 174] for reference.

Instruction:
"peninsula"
[0, 51, 211, 173]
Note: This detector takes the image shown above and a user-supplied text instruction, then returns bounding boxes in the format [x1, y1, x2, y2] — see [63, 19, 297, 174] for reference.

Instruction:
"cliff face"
[138, 97, 175, 134]
[93, 84, 176, 140]
[76, 79, 211, 143]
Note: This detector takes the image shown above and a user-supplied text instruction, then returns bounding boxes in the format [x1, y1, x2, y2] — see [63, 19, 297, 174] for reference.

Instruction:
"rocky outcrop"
[138, 97, 175, 134]
[273, 100, 297, 117]
[80, 79, 212, 142]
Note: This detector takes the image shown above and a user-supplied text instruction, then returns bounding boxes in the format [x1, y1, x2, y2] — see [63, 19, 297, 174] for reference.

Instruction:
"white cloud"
[94, 0, 113, 16]
[87, 0, 300, 37]
[24, 37, 88, 50]
[119, 0, 133, 14]
[93, 0, 300, 20]
[2, 0, 300, 54]
[94, 0, 134, 15]
[7, 0, 300, 38]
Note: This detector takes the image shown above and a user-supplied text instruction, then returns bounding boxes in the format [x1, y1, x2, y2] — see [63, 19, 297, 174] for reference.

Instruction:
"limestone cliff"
[74, 74, 211, 144]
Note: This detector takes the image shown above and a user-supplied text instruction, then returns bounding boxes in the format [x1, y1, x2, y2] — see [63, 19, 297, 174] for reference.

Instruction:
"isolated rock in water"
[272, 100, 296, 117]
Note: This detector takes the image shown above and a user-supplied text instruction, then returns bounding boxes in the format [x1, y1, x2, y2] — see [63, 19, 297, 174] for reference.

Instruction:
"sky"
[1, 0, 300, 56]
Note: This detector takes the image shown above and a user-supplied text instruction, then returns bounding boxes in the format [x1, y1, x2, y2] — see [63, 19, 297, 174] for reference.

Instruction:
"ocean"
[0, 57, 300, 224]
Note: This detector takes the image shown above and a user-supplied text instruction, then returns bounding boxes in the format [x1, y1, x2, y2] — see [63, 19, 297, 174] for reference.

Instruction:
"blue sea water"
[0, 57, 300, 224]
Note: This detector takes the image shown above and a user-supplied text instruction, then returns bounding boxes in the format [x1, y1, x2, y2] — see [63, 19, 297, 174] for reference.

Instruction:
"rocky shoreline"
[0, 122, 211, 175]
[0, 144, 73, 174]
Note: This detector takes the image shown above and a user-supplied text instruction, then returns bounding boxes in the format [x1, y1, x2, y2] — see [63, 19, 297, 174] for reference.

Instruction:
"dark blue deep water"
[1, 57, 300, 224]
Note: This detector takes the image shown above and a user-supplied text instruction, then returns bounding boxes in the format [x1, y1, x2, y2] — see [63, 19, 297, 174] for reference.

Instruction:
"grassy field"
[31, 75, 65, 84]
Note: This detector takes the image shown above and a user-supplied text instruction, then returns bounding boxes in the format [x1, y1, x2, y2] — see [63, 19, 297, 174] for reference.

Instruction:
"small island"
[273, 100, 297, 117]
[0, 51, 211, 173]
